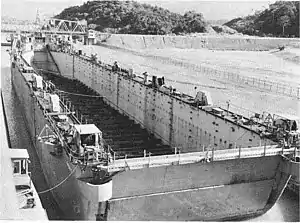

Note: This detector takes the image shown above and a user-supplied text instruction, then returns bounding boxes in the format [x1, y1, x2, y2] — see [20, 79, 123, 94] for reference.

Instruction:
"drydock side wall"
[97, 34, 300, 51]
[11, 58, 94, 220]
[50, 51, 274, 152]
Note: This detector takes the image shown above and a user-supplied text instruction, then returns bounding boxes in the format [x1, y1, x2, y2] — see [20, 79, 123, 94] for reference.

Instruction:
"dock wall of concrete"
[97, 34, 300, 51]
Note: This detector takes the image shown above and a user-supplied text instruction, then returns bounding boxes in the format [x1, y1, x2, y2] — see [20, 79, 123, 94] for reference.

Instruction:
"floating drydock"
[9, 33, 300, 221]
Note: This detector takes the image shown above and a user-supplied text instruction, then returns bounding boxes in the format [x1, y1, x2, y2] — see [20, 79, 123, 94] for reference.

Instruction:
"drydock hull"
[10, 50, 292, 221]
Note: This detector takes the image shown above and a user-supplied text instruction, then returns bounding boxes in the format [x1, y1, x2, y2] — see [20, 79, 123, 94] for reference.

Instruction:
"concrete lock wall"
[97, 34, 300, 51]
[50, 52, 274, 152]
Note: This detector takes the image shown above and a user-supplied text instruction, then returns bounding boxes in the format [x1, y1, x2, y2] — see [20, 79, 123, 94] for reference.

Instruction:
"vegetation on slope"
[225, 1, 299, 37]
[54, 0, 208, 35]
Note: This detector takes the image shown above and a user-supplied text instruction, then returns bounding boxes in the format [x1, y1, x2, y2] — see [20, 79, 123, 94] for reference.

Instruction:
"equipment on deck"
[49, 94, 60, 113]
[32, 74, 43, 90]
[195, 90, 213, 106]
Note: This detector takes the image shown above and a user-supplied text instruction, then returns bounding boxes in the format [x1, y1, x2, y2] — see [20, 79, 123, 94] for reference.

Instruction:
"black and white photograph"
[0, 0, 299, 221]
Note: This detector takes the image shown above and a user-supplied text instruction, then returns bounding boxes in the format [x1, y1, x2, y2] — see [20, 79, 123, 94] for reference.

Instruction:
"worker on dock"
[91, 53, 98, 62]
[143, 72, 148, 84]
[112, 61, 120, 72]
[45, 80, 56, 93]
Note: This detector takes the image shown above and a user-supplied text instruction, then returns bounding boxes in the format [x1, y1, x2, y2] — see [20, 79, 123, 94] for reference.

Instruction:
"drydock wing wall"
[11, 54, 90, 220]
[47, 51, 274, 152]
[31, 50, 61, 75]
[96, 34, 300, 51]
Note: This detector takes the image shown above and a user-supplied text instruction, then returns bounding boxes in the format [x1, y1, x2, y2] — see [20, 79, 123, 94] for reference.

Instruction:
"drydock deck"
[44, 74, 174, 159]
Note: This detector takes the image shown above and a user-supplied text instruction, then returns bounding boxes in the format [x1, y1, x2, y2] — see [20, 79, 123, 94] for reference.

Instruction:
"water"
[1, 46, 299, 221]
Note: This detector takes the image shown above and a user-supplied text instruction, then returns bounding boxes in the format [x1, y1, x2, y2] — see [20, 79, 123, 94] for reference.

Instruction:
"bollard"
[239, 146, 241, 158]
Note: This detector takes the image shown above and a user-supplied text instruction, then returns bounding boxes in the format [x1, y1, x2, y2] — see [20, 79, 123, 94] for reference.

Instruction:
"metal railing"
[105, 145, 298, 172]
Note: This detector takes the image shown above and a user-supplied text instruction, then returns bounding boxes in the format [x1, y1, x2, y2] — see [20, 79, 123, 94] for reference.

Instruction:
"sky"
[1, 0, 276, 21]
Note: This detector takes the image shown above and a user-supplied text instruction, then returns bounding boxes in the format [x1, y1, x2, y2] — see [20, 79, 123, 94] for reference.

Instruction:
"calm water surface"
[1, 47, 299, 221]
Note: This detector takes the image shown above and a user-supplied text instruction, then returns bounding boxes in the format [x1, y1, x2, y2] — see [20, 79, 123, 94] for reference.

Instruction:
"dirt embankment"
[96, 33, 300, 51]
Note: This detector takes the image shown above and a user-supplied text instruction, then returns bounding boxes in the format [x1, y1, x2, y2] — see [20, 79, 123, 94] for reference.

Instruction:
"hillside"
[54, 0, 208, 35]
[225, 1, 299, 37]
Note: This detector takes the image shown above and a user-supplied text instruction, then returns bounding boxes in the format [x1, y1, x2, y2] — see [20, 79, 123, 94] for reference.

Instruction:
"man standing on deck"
[112, 61, 120, 72]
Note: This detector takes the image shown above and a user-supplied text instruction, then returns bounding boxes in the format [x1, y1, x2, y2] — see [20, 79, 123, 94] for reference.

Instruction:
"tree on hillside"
[225, 1, 299, 37]
[183, 11, 206, 33]
[277, 15, 291, 35]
